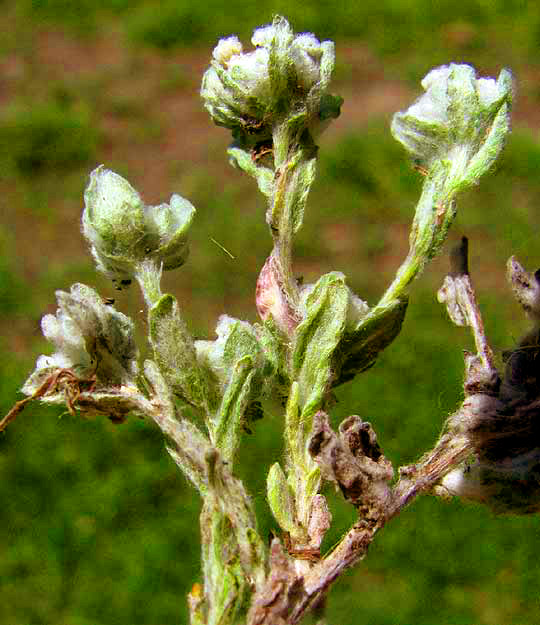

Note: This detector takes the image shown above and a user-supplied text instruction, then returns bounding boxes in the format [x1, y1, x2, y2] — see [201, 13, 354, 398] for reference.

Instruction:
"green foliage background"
[2, 1, 540, 623]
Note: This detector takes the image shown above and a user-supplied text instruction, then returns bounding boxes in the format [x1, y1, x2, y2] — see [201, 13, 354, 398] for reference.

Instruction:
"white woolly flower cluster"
[201, 16, 340, 140]
[23, 283, 138, 395]
[392, 63, 512, 180]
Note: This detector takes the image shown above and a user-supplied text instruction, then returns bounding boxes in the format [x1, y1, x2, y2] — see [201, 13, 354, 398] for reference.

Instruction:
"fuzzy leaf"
[288, 153, 317, 234]
[201, 502, 248, 624]
[149, 294, 215, 411]
[267, 148, 317, 235]
[228, 146, 274, 197]
[215, 356, 256, 463]
[292, 272, 349, 419]
[267, 462, 303, 539]
[336, 296, 408, 386]
[197, 316, 271, 460]
[256, 319, 288, 387]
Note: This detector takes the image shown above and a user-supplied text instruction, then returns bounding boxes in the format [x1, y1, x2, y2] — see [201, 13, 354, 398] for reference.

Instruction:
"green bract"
[82, 165, 195, 281]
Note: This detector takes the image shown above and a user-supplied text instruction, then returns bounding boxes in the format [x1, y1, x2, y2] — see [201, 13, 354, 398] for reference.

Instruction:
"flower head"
[201, 16, 342, 142]
[392, 64, 512, 190]
[82, 166, 195, 282]
[23, 283, 139, 396]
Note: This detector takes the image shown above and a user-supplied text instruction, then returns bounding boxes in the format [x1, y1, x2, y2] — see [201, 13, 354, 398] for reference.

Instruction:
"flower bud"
[201, 16, 342, 142]
[82, 166, 195, 281]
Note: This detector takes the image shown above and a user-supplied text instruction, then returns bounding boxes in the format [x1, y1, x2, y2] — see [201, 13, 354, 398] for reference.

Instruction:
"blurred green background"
[2, 1, 540, 623]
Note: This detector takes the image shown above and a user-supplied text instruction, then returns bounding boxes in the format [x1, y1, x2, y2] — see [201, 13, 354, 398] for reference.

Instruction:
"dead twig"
[0, 369, 96, 433]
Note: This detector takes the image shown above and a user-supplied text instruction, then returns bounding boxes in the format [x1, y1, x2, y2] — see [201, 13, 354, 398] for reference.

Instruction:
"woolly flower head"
[201, 16, 342, 142]
[82, 166, 195, 283]
[391, 63, 512, 187]
[23, 284, 138, 396]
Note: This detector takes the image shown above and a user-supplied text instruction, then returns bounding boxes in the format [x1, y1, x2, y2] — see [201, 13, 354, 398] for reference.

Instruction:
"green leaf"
[288, 153, 317, 234]
[221, 319, 261, 371]
[284, 381, 302, 470]
[215, 356, 256, 463]
[336, 296, 408, 386]
[228, 146, 274, 198]
[144, 360, 212, 496]
[199, 317, 272, 461]
[201, 503, 248, 625]
[292, 272, 349, 419]
[149, 294, 216, 411]
[267, 462, 304, 539]
[256, 319, 288, 387]
[305, 466, 322, 501]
